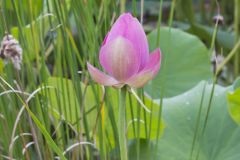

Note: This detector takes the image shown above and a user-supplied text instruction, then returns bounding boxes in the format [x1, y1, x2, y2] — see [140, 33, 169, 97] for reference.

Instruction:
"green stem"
[234, 0, 240, 77]
[120, 0, 126, 13]
[156, 0, 163, 47]
[118, 87, 128, 160]
[140, 0, 144, 24]
[196, 78, 216, 160]
[189, 82, 206, 160]
[132, 0, 137, 16]
[168, 0, 176, 27]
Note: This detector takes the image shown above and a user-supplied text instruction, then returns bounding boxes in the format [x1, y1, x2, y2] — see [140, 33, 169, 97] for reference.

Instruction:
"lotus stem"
[118, 86, 128, 160]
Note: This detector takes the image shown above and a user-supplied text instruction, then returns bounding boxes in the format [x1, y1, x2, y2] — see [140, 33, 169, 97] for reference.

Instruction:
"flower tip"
[87, 62, 120, 86]
[101, 32, 109, 46]
[157, 48, 162, 60]
[155, 47, 161, 54]
[86, 62, 91, 68]
[122, 12, 132, 16]
[119, 12, 134, 21]
[152, 48, 162, 66]
[151, 48, 162, 75]
[87, 62, 95, 72]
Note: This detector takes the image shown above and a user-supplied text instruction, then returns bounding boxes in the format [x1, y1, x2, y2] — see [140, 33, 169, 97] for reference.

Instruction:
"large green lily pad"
[128, 82, 240, 159]
[154, 82, 240, 159]
[145, 27, 212, 98]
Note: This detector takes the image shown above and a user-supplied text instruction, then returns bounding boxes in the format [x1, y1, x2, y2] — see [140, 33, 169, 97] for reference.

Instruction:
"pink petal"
[126, 71, 154, 88]
[141, 48, 161, 76]
[87, 62, 120, 86]
[126, 48, 161, 88]
[102, 32, 109, 46]
[99, 36, 140, 82]
[105, 13, 149, 70]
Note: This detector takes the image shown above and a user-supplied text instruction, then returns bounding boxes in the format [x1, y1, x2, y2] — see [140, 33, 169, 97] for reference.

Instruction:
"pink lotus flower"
[87, 13, 161, 88]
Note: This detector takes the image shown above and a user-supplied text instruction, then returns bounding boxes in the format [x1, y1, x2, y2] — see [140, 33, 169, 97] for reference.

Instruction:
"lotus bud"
[87, 13, 161, 88]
